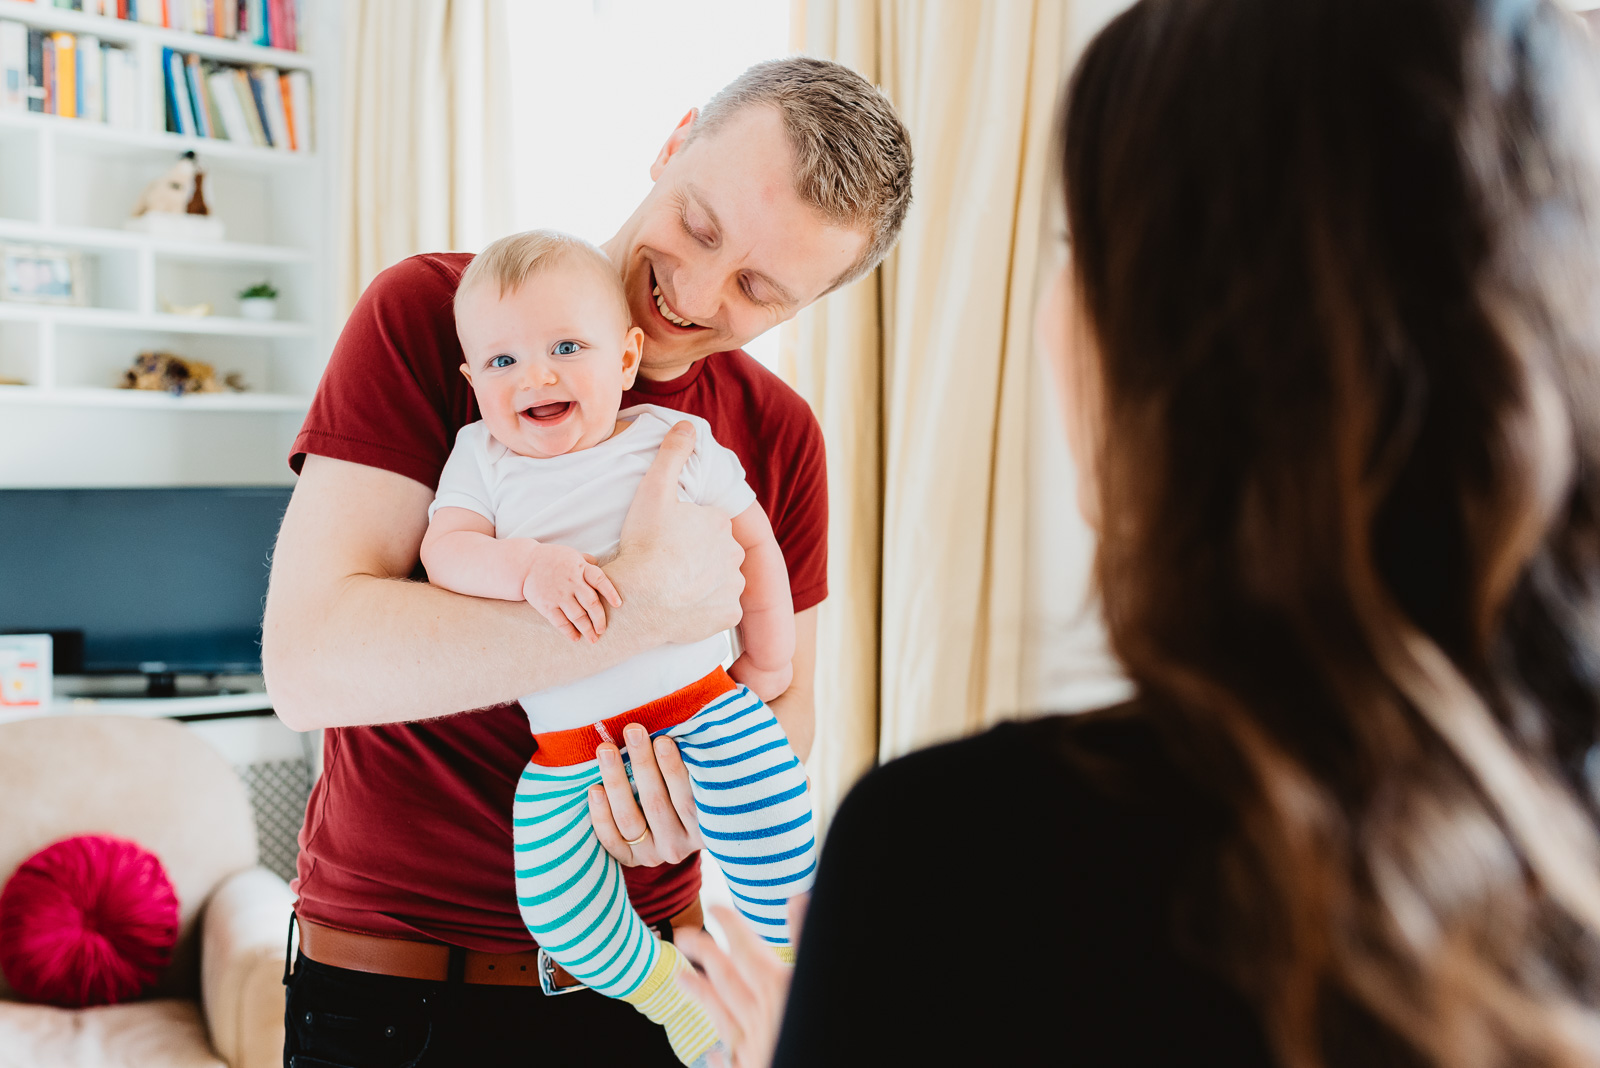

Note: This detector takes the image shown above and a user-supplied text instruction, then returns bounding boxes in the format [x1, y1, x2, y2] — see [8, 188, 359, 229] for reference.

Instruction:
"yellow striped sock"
[619, 941, 719, 1065]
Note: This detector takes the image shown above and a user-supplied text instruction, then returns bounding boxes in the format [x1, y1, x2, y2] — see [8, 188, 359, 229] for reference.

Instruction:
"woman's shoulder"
[789, 704, 1272, 1066]
[841, 702, 1200, 842]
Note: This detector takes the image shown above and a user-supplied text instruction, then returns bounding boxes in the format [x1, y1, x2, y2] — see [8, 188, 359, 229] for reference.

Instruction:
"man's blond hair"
[689, 56, 913, 291]
[455, 229, 628, 323]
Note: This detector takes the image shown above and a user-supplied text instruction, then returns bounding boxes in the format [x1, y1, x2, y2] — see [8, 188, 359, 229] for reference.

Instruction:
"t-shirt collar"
[628, 353, 721, 396]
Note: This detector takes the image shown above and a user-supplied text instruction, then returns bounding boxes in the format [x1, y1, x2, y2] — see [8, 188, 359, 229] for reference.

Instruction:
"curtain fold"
[788, 0, 1105, 827]
[338, 0, 512, 312]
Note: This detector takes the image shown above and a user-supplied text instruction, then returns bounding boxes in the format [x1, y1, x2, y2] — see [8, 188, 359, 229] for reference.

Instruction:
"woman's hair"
[1062, 1, 1600, 1065]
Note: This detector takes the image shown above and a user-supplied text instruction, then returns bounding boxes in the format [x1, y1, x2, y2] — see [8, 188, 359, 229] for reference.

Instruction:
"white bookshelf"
[0, 0, 337, 487]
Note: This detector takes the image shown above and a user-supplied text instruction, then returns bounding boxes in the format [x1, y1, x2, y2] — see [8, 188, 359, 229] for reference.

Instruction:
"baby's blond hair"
[455, 229, 630, 324]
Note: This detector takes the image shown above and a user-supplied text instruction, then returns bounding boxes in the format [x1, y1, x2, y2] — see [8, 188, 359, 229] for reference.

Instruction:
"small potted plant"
[238, 281, 279, 321]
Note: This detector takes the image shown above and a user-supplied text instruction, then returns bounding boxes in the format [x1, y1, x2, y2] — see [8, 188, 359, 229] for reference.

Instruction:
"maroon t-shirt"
[288, 252, 828, 950]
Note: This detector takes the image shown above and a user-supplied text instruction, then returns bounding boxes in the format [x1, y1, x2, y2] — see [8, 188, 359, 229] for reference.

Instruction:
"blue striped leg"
[665, 685, 817, 953]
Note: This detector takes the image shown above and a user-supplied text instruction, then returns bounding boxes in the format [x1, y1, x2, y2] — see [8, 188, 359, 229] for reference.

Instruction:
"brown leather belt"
[296, 899, 703, 991]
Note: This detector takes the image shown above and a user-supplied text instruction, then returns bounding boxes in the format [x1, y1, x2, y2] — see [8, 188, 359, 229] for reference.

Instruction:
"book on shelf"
[184, 52, 212, 137]
[77, 34, 101, 123]
[230, 65, 264, 144]
[52, 32, 75, 120]
[0, 21, 138, 127]
[162, 48, 311, 151]
[7, 0, 301, 49]
[163, 47, 193, 135]
[25, 28, 41, 113]
[0, 21, 25, 112]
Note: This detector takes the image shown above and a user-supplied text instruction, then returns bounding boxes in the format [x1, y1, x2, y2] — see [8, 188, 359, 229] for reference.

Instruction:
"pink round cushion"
[0, 835, 180, 1007]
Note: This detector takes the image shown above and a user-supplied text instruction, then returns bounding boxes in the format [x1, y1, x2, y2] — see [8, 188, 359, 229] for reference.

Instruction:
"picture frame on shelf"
[0, 245, 88, 307]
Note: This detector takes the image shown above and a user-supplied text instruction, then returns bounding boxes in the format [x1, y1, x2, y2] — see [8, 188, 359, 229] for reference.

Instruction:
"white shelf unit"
[0, 0, 337, 487]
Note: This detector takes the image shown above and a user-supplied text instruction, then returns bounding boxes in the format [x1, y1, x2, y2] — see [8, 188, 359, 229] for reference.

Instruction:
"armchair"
[0, 714, 292, 1068]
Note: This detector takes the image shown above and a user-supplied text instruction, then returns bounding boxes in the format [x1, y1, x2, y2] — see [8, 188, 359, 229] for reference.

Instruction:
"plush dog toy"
[120, 351, 220, 395]
[132, 152, 208, 217]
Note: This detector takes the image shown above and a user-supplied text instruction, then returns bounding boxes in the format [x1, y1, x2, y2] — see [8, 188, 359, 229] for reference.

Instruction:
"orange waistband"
[529, 666, 738, 767]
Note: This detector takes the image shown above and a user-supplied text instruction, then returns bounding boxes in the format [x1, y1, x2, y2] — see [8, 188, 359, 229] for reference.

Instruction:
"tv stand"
[30, 673, 274, 721]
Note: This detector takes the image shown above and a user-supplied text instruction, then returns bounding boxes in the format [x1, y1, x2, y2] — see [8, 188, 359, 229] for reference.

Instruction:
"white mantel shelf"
[0, 385, 310, 411]
[0, 0, 315, 72]
[0, 219, 312, 264]
[0, 690, 274, 726]
[0, 303, 313, 337]
[0, 110, 317, 167]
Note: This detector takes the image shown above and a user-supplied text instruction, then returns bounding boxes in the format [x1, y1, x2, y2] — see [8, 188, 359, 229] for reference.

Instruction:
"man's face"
[606, 105, 871, 375]
[456, 263, 643, 459]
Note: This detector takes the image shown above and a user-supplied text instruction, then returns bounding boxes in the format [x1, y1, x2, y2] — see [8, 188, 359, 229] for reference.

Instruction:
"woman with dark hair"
[678, 0, 1600, 1065]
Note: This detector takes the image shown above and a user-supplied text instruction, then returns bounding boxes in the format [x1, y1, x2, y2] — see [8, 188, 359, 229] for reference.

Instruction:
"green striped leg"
[511, 758, 719, 1064]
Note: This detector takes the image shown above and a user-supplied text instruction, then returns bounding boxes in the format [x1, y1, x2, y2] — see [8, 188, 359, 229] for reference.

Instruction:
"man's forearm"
[265, 567, 666, 731]
[265, 445, 745, 733]
[768, 683, 814, 762]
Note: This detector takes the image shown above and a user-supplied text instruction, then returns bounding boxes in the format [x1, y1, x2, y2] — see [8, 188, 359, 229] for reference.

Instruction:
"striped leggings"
[511, 683, 816, 1000]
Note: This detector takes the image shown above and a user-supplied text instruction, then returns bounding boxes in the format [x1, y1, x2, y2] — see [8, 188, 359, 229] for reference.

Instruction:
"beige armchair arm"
[200, 866, 295, 1068]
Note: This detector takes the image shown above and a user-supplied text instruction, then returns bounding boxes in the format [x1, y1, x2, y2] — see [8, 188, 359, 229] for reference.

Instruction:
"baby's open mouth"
[522, 402, 573, 423]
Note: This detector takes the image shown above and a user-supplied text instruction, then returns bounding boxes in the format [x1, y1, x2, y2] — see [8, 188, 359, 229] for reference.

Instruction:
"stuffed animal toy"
[132, 152, 208, 217]
[120, 351, 220, 395]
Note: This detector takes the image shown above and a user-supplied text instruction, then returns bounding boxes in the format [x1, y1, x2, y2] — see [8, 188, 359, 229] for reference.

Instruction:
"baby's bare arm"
[728, 503, 796, 700]
[422, 506, 621, 642]
[419, 506, 536, 601]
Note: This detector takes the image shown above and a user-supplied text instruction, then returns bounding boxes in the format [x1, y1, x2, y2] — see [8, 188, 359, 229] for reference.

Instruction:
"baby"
[420, 230, 815, 1066]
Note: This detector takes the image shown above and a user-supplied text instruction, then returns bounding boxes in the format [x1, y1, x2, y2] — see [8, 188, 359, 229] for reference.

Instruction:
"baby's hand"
[522, 543, 623, 643]
[728, 655, 793, 704]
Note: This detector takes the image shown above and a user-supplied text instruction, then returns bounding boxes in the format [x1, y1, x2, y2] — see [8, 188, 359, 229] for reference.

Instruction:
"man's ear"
[649, 109, 698, 182]
[620, 327, 645, 389]
[458, 363, 473, 386]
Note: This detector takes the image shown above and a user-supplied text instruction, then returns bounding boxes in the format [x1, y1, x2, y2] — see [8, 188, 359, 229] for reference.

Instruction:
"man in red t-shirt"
[263, 59, 912, 1065]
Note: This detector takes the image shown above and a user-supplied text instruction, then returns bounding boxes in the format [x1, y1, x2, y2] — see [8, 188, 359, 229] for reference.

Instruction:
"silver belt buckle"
[537, 948, 584, 996]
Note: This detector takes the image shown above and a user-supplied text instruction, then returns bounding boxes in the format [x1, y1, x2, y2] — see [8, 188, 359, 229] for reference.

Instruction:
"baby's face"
[456, 263, 644, 459]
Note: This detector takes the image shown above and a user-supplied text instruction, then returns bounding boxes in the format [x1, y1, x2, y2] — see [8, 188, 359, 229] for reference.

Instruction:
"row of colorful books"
[16, 0, 301, 51]
[0, 23, 140, 126]
[163, 46, 311, 151]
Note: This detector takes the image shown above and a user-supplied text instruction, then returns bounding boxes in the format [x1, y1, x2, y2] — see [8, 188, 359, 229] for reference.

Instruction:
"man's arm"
[263, 423, 745, 731]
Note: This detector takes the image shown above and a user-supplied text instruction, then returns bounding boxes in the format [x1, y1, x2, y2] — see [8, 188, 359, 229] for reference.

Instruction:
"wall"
[1017, 0, 1135, 713]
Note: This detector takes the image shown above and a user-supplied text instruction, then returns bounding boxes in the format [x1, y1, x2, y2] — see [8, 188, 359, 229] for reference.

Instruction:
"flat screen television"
[0, 487, 292, 696]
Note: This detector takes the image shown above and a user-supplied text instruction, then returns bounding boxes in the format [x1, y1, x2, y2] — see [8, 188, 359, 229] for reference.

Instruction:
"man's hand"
[588, 726, 702, 866]
[611, 421, 746, 643]
[521, 544, 621, 643]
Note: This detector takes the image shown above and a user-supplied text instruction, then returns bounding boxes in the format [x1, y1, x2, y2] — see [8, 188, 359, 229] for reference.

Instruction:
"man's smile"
[648, 267, 707, 333]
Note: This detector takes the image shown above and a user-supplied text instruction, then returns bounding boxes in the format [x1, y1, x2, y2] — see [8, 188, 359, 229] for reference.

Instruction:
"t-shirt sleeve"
[683, 418, 759, 519]
[428, 426, 495, 523]
[290, 254, 469, 489]
[769, 406, 827, 613]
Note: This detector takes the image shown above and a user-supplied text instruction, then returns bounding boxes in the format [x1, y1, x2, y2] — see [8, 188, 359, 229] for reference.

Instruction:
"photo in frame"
[0, 245, 87, 306]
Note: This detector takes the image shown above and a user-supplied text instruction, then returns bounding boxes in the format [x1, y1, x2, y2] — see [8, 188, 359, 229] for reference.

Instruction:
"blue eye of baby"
[490, 354, 515, 368]
[554, 341, 581, 356]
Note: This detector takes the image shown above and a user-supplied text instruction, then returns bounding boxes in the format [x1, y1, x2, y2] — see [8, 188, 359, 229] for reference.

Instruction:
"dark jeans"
[282, 949, 681, 1067]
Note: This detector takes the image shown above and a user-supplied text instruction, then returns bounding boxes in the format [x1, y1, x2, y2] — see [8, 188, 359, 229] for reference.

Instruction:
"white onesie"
[428, 403, 758, 732]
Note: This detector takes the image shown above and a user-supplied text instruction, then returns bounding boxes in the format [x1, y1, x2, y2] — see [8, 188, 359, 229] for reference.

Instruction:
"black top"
[773, 707, 1277, 1067]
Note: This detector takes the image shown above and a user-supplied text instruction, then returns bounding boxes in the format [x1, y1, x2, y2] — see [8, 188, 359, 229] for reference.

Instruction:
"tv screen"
[0, 487, 291, 676]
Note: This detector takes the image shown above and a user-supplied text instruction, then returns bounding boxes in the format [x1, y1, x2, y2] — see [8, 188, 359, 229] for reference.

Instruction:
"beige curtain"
[787, 0, 1131, 827]
[339, 0, 512, 312]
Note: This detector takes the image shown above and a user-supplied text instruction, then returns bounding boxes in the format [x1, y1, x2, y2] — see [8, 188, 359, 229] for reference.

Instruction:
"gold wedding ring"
[623, 826, 651, 846]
